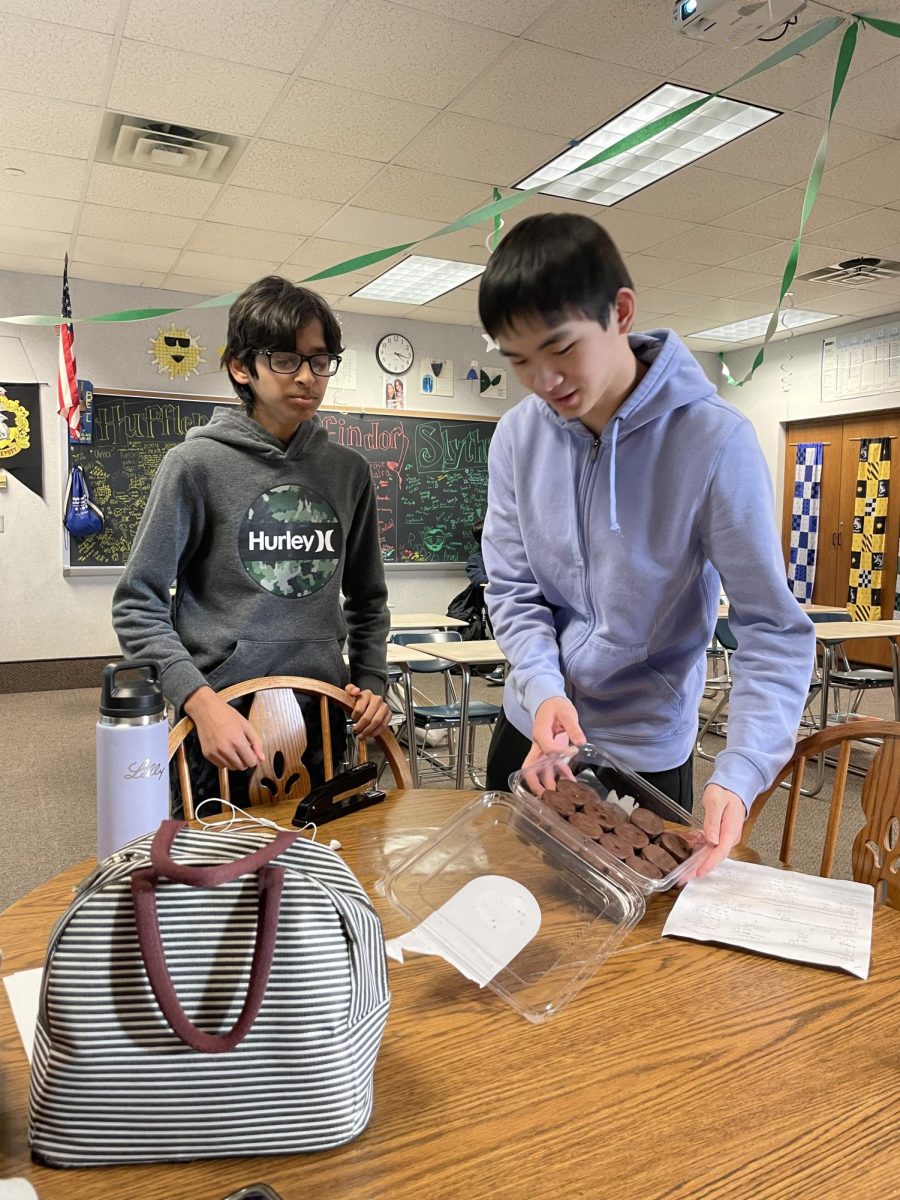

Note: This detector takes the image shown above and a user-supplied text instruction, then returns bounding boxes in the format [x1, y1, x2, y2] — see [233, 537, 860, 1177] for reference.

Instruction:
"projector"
[673, 0, 807, 46]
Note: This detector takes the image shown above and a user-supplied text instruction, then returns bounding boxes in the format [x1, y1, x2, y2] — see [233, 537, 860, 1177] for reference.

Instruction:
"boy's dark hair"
[222, 276, 344, 414]
[472, 518, 484, 543]
[478, 213, 634, 337]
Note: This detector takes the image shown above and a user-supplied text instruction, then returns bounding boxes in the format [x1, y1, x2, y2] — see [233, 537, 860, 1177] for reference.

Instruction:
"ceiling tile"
[643, 227, 780, 267]
[173, 250, 277, 283]
[260, 80, 435, 162]
[671, 265, 779, 297]
[803, 207, 900, 254]
[397, 304, 477, 325]
[451, 40, 658, 138]
[108, 40, 288, 137]
[161, 275, 245, 296]
[79, 204, 198, 249]
[0, 192, 77, 232]
[74, 237, 180, 272]
[723, 239, 842, 276]
[335, 295, 418, 317]
[314, 206, 445, 247]
[0, 0, 120, 32]
[677, 298, 773, 331]
[0, 148, 87, 201]
[0, 251, 64, 276]
[0, 224, 70, 258]
[187, 223, 302, 260]
[350, 167, 494, 223]
[740, 282, 899, 317]
[86, 163, 220, 219]
[70, 263, 167, 287]
[594, 207, 699, 252]
[526, 0, 705, 76]
[206, 187, 338, 235]
[394, 112, 565, 187]
[638, 288, 709, 315]
[124, 0, 335, 73]
[799, 53, 900, 137]
[302, 0, 511, 108]
[626, 254, 702, 287]
[700, 113, 889, 188]
[227, 140, 381, 204]
[405, 228, 490, 265]
[671, 2, 900, 111]
[0, 15, 112, 104]
[418, 287, 481, 313]
[390, 0, 556, 35]
[712, 188, 871, 239]
[284, 237, 392, 275]
[297, 270, 373, 295]
[0, 90, 101, 159]
[819, 141, 900, 208]
[618, 166, 781, 225]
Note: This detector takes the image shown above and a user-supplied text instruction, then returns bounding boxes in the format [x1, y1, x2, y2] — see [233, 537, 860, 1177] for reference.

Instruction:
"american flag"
[57, 253, 80, 439]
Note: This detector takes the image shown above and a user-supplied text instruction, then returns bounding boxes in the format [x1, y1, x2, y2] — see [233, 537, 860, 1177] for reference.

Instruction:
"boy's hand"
[184, 687, 265, 771]
[678, 783, 745, 883]
[346, 684, 391, 739]
[523, 697, 587, 792]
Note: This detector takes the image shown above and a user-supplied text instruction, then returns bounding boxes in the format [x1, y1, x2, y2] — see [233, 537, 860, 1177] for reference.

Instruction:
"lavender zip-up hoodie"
[482, 330, 815, 810]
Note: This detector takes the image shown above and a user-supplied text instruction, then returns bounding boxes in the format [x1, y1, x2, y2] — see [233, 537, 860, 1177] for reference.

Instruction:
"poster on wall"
[419, 356, 454, 398]
[384, 374, 406, 409]
[0, 382, 43, 498]
[148, 324, 205, 381]
[480, 366, 507, 400]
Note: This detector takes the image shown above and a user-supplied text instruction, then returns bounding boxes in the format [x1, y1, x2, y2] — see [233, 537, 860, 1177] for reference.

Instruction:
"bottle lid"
[100, 661, 165, 717]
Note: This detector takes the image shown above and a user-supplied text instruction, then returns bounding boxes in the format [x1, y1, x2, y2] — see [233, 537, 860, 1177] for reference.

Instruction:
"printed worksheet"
[663, 859, 873, 979]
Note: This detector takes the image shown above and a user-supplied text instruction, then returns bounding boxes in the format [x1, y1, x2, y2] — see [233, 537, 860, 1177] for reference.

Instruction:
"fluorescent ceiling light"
[688, 309, 837, 342]
[351, 255, 484, 305]
[516, 83, 778, 206]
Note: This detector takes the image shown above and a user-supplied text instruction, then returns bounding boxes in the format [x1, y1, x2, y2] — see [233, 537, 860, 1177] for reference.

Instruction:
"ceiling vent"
[95, 113, 247, 182]
[797, 255, 900, 287]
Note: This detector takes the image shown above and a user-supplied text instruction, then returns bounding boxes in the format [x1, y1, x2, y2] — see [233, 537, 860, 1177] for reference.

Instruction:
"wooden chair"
[168, 675, 412, 820]
[741, 719, 900, 906]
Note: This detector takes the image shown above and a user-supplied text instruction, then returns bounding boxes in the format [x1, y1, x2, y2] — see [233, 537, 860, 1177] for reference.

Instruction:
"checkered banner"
[848, 437, 892, 620]
[787, 442, 824, 603]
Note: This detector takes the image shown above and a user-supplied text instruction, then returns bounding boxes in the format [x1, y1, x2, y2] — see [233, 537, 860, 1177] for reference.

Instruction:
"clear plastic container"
[377, 789, 651, 1023]
[508, 743, 705, 894]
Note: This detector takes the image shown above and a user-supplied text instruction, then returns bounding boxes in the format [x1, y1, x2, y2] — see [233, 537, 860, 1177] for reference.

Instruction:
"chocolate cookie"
[541, 789, 577, 817]
[622, 853, 663, 880]
[611, 822, 649, 850]
[581, 798, 630, 829]
[556, 779, 598, 807]
[641, 843, 678, 874]
[658, 831, 697, 863]
[569, 811, 605, 839]
[598, 831, 633, 860]
[630, 807, 664, 838]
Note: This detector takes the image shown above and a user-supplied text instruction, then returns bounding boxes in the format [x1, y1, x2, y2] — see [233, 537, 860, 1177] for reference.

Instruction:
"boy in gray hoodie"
[112, 277, 390, 795]
[479, 214, 815, 881]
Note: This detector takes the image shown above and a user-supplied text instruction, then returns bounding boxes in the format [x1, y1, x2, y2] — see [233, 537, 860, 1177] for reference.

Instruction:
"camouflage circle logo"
[239, 484, 342, 597]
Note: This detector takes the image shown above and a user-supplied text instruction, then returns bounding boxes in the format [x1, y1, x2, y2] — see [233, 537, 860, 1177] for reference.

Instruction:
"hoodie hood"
[186, 405, 328, 461]
[540, 330, 718, 532]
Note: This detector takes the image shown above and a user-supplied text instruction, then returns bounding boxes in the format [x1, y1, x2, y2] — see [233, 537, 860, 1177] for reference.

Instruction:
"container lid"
[508, 743, 705, 895]
[377, 790, 645, 1023]
[100, 661, 165, 717]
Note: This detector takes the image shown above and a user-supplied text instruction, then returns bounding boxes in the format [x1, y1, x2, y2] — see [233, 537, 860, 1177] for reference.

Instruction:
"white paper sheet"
[2, 968, 42, 1062]
[662, 859, 873, 979]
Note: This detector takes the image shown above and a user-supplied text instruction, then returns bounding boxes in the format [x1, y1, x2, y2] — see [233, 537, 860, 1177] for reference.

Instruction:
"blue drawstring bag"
[63, 465, 104, 540]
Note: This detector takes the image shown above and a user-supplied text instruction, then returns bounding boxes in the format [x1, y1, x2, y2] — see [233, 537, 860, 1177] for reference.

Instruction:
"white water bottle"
[96, 661, 170, 860]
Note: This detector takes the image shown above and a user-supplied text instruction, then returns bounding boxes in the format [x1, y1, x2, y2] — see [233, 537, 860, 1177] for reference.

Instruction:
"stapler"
[291, 762, 386, 826]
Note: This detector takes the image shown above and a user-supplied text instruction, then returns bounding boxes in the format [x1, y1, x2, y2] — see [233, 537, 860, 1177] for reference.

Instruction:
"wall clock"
[376, 333, 414, 375]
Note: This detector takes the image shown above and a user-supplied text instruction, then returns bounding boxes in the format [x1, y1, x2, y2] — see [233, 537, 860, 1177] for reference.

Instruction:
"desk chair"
[809, 610, 896, 723]
[168, 676, 411, 820]
[697, 617, 737, 763]
[390, 630, 501, 787]
[742, 718, 900, 904]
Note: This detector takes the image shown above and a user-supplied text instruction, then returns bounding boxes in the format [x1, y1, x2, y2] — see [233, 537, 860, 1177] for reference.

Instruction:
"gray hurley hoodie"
[112, 407, 389, 711]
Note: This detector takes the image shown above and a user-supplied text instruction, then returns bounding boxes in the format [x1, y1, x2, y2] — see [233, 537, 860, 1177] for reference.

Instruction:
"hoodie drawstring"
[608, 417, 621, 534]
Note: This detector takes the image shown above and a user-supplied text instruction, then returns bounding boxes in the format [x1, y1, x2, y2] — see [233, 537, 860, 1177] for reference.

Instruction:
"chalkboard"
[65, 391, 496, 572]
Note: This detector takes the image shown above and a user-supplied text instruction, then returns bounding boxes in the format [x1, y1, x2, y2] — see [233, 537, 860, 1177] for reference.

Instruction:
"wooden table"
[2, 789, 899, 1199]
[408, 639, 508, 788]
[388, 612, 468, 631]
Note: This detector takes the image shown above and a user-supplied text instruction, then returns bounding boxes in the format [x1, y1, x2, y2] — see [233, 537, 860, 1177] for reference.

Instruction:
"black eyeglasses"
[256, 349, 342, 377]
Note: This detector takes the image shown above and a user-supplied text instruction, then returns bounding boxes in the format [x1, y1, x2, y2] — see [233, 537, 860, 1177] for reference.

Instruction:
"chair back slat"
[247, 688, 312, 806]
[851, 738, 900, 909]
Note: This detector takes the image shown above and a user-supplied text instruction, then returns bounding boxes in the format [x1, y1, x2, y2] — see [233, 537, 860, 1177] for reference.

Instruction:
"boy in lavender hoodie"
[479, 213, 814, 880]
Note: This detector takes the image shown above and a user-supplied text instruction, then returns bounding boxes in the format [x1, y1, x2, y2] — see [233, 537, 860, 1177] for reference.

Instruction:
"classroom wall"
[0, 268, 523, 663]
[707, 309, 900, 514]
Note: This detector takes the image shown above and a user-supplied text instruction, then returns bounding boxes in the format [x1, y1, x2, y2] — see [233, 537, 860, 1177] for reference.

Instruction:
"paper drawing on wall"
[479, 367, 506, 399]
[0, 382, 43, 498]
[333, 347, 357, 390]
[149, 325, 205, 380]
[420, 357, 453, 397]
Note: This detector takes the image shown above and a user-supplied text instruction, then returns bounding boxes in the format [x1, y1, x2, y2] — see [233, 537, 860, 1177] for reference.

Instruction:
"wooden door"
[781, 419, 845, 603]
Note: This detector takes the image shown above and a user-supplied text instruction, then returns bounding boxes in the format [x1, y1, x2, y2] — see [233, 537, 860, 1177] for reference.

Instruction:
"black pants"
[486, 710, 694, 811]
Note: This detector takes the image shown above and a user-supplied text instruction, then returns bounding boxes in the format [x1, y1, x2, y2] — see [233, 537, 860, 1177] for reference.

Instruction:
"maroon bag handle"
[131, 864, 283, 1053]
[149, 819, 299, 886]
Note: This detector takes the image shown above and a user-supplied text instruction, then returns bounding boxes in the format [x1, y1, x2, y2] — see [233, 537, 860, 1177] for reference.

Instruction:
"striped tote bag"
[29, 820, 390, 1167]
